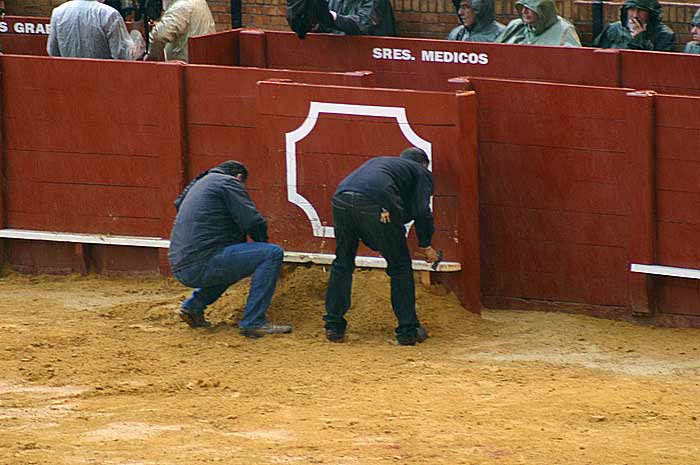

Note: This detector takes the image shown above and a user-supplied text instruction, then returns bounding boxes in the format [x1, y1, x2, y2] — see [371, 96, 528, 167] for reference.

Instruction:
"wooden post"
[624, 91, 657, 315]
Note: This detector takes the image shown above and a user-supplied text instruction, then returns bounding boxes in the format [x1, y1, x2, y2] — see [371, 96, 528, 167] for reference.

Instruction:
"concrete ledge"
[0, 229, 462, 272]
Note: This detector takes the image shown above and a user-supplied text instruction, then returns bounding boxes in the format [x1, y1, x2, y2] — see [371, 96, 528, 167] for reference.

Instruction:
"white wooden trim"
[284, 251, 461, 272]
[630, 263, 700, 280]
[0, 229, 170, 248]
[0, 229, 462, 272]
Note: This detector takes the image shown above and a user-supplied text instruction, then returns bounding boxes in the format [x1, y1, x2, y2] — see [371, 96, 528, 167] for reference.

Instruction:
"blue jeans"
[324, 191, 420, 341]
[174, 242, 284, 329]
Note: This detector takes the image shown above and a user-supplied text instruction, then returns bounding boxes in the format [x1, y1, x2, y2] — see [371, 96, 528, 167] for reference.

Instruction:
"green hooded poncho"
[447, 0, 506, 43]
[496, 0, 581, 47]
[683, 8, 700, 54]
[593, 0, 676, 51]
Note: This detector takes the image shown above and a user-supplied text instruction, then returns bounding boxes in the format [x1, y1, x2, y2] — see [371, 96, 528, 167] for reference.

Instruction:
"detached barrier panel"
[647, 94, 700, 321]
[248, 81, 480, 311]
[466, 77, 634, 318]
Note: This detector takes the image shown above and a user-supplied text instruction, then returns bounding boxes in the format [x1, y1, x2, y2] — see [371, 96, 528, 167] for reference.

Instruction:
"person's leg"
[324, 195, 360, 336]
[181, 242, 283, 328]
[237, 242, 284, 329]
[358, 212, 420, 343]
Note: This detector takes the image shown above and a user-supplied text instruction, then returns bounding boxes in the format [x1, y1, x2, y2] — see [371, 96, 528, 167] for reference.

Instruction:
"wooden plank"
[631, 264, 700, 280]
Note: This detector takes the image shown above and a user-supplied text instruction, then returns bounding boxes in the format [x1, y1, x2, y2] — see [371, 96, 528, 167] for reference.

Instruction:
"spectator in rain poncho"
[496, 0, 581, 47]
[145, 0, 215, 62]
[447, 0, 505, 43]
[47, 0, 146, 59]
[593, 0, 675, 51]
[684, 8, 700, 54]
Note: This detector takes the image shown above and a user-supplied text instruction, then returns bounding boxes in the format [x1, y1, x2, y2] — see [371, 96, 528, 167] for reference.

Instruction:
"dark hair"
[174, 160, 249, 210]
[217, 160, 248, 182]
[399, 147, 429, 165]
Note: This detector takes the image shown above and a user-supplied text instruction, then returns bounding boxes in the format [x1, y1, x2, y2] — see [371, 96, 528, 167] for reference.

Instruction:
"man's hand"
[329, 10, 338, 21]
[418, 246, 439, 264]
[628, 17, 647, 38]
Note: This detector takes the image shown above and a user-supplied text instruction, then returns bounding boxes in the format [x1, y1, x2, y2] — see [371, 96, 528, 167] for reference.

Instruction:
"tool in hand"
[431, 250, 444, 271]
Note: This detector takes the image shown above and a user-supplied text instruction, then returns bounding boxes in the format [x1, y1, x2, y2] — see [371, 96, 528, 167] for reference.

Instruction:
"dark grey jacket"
[168, 168, 268, 272]
[335, 156, 435, 247]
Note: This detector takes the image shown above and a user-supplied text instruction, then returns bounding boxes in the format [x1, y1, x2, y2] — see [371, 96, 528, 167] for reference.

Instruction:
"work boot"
[325, 329, 346, 343]
[179, 308, 212, 328]
[240, 323, 293, 339]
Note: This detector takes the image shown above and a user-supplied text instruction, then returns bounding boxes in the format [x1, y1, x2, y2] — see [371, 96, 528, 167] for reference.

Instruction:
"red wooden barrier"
[466, 77, 634, 315]
[189, 29, 621, 91]
[652, 94, 700, 318]
[0, 16, 51, 55]
[188, 29, 240, 66]
[252, 80, 480, 311]
[185, 64, 375, 179]
[620, 50, 700, 97]
[1, 55, 185, 273]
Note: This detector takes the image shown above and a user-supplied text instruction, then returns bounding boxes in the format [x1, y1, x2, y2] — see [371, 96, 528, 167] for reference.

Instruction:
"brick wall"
[5, 0, 700, 47]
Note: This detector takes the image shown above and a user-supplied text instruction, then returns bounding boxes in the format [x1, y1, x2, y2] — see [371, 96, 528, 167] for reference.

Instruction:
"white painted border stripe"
[630, 263, 700, 280]
[286, 101, 432, 238]
[0, 229, 461, 272]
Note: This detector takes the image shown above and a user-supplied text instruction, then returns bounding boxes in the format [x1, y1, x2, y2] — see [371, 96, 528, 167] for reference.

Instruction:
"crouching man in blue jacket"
[168, 161, 291, 338]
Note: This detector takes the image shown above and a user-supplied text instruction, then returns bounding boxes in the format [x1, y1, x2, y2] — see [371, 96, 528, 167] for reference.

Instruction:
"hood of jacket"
[515, 0, 559, 35]
[692, 7, 700, 25]
[452, 0, 496, 32]
[620, 0, 663, 29]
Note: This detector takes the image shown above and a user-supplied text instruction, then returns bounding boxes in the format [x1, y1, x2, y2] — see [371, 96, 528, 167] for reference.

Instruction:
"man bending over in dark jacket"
[324, 147, 439, 346]
[168, 161, 291, 338]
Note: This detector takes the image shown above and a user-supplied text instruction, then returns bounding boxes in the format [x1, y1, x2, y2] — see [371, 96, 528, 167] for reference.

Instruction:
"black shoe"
[325, 329, 346, 343]
[179, 308, 212, 328]
[397, 325, 429, 346]
[416, 325, 429, 343]
[240, 323, 293, 339]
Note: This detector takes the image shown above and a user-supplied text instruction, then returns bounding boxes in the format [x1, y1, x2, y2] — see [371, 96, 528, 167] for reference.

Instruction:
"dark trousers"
[323, 191, 420, 340]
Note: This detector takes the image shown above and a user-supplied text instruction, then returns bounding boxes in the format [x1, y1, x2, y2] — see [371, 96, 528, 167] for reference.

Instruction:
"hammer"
[419, 249, 444, 287]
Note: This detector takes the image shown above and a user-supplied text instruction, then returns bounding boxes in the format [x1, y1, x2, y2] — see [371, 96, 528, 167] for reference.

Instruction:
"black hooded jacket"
[593, 0, 675, 51]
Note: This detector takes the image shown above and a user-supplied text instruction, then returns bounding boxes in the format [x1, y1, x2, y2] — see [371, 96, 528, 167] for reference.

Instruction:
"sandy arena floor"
[0, 266, 699, 465]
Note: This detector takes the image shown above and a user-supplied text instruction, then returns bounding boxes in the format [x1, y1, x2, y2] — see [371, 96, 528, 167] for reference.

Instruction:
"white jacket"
[148, 0, 215, 62]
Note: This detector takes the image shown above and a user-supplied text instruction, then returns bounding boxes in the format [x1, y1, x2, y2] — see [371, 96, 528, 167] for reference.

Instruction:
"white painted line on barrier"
[630, 263, 700, 280]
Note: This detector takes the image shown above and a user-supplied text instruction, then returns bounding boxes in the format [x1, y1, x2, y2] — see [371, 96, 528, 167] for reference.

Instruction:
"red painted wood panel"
[254, 80, 472, 269]
[188, 29, 240, 66]
[5, 151, 161, 186]
[184, 65, 374, 180]
[479, 144, 628, 215]
[259, 31, 620, 90]
[656, 277, 700, 317]
[1, 55, 185, 240]
[653, 93, 700, 316]
[656, 222, 700, 268]
[6, 240, 84, 275]
[473, 78, 633, 307]
[620, 50, 700, 96]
